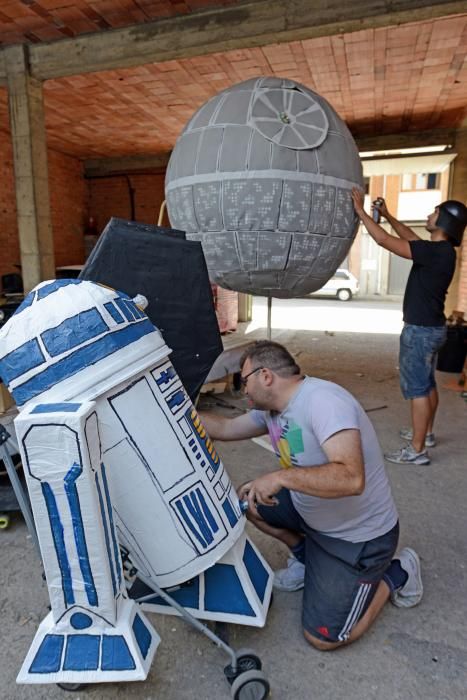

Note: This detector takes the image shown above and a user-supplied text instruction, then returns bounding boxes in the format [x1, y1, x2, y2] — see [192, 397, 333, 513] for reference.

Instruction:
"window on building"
[401, 173, 440, 191]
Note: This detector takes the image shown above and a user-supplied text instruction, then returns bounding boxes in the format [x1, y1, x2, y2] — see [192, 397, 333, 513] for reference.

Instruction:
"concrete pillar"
[237, 293, 252, 322]
[446, 128, 467, 314]
[5, 45, 55, 293]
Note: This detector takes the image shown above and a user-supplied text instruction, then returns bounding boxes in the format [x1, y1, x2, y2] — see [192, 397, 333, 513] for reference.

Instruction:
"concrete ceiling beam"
[0, 0, 466, 83]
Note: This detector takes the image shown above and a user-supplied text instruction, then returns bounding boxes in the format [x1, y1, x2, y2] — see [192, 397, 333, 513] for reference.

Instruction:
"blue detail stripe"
[132, 614, 152, 659]
[13, 291, 35, 317]
[96, 472, 117, 596]
[12, 319, 156, 405]
[222, 498, 239, 528]
[155, 367, 176, 386]
[104, 302, 125, 324]
[168, 389, 186, 410]
[182, 492, 214, 545]
[101, 463, 122, 585]
[175, 500, 207, 549]
[243, 540, 269, 603]
[0, 338, 45, 384]
[64, 462, 98, 607]
[63, 635, 100, 671]
[31, 403, 82, 414]
[42, 482, 75, 607]
[115, 298, 138, 321]
[101, 636, 136, 671]
[196, 488, 219, 534]
[29, 634, 64, 674]
[37, 279, 82, 300]
[41, 308, 109, 358]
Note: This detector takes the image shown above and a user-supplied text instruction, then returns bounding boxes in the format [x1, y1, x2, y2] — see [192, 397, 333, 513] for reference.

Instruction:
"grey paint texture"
[165, 77, 363, 298]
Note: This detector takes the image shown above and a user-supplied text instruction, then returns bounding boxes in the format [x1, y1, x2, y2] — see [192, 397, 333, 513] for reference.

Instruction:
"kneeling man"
[200, 340, 422, 650]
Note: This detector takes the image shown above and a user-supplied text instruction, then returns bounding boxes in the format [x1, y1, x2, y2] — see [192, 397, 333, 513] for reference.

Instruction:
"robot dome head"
[437, 200, 467, 246]
[0, 278, 166, 407]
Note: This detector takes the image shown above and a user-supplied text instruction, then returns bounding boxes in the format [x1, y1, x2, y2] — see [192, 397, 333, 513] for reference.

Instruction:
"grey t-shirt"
[250, 377, 398, 543]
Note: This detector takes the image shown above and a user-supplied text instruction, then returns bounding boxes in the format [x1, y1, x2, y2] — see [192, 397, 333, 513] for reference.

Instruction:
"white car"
[309, 269, 359, 301]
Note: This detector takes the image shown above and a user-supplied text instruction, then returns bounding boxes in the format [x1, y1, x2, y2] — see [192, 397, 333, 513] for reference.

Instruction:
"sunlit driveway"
[248, 296, 404, 335]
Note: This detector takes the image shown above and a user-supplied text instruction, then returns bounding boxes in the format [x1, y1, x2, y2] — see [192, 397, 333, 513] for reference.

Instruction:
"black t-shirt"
[403, 240, 456, 326]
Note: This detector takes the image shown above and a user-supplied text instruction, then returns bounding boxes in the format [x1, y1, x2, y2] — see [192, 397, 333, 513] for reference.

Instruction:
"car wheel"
[337, 288, 352, 301]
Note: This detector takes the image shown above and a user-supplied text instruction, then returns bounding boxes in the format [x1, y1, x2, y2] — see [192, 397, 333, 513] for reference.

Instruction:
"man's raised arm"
[199, 411, 267, 442]
[375, 198, 420, 241]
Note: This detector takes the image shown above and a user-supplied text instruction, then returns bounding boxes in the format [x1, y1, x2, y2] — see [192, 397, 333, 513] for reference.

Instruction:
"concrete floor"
[1, 298, 466, 700]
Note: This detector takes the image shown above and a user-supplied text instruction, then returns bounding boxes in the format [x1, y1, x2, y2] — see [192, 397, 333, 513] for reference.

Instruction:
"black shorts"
[257, 489, 399, 643]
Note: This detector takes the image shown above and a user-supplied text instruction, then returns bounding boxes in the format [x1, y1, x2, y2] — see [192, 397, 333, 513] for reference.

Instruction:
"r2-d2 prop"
[0, 279, 273, 686]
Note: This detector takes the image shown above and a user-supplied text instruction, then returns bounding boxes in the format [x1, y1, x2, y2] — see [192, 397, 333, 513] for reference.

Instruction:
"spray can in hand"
[372, 197, 384, 224]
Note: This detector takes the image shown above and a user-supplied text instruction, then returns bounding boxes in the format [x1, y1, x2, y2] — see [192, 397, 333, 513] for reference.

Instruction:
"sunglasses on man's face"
[239, 366, 264, 387]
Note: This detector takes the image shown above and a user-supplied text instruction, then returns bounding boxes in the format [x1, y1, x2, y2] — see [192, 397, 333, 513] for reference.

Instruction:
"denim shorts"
[399, 323, 447, 400]
[257, 489, 399, 643]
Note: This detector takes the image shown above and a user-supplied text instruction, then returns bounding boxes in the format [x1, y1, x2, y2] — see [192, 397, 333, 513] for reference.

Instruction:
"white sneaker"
[391, 547, 423, 608]
[273, 556, 305, 592]
[385, 444, 430, 465]
[399, 428, 436, 448]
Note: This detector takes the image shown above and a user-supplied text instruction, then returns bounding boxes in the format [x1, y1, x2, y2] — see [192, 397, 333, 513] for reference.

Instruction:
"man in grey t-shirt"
[200, 340, 423, 650]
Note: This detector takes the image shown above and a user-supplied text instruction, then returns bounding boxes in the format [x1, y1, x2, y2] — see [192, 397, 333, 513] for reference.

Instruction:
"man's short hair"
[239, 340, 301, 377]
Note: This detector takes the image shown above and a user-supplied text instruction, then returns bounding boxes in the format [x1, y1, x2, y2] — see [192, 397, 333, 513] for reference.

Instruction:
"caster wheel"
[57, 683, 85, 691]
[0, 514, 10, 530]
[230, 669, 270, 700]
[224, 648, 262, 684]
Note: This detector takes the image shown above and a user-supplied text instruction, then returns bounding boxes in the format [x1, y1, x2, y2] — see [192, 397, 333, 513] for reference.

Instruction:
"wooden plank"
[12, 0, 467, 81]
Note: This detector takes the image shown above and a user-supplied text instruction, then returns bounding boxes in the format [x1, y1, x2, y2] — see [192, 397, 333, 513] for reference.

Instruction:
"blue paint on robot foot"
[132, 614, 152, 659]
[101, 636, 136, 671]
[204, 564, 255, 616]
[222, 498, 239, 528]
[31, 403, 82, 414]
[243, 540, 269, 603]
[29, 634, 64, 674]
[63, 635, 100, 671]
[149, 577, 200, 609]
[70, 612, 93, 630]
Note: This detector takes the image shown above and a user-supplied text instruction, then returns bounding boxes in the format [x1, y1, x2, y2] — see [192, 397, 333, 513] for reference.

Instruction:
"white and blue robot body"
[0, 278, 273, 686]
[14, 401, 160, 685]
[95, 357, 246, 588]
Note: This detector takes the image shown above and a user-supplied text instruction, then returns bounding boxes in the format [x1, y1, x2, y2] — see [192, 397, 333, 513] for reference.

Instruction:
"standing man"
[352, 190, 467, 465]
[200, 340, 422, 651]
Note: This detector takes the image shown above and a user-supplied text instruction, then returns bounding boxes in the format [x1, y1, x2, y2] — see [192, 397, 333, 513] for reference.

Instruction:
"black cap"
[437, 200, 467, 246]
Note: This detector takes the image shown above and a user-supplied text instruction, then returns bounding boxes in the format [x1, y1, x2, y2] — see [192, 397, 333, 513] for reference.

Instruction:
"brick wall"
[87, 173, 166, 234]
[49, 149, 87, 267]
[0, 127, 87, 283]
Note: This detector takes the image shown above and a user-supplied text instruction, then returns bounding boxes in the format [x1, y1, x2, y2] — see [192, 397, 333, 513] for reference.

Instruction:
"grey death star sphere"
[165, 77, 363, 298]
